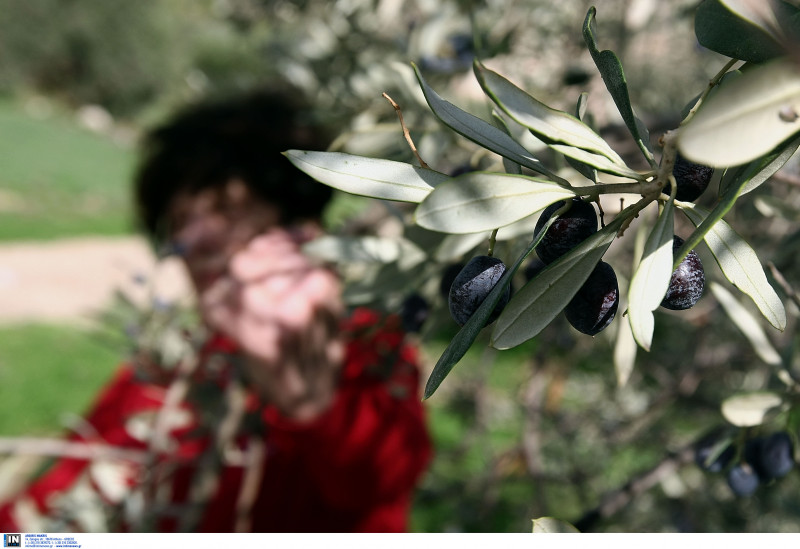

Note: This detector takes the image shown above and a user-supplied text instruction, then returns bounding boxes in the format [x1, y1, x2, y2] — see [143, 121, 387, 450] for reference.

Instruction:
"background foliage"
[1, 0, 800, 533]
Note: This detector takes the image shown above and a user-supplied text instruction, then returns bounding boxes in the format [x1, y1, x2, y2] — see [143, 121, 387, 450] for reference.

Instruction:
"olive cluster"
[442, 157, 712, 332]
[528, 198, 705, 335]
[695, 430, 796, 497]
[531, 198, 618, 335]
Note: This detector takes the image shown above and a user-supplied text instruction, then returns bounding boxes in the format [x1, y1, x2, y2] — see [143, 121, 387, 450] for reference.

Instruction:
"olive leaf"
[583, 6, 656, 167]
[695, 0, 788, 63]
[576, 92, 590, 121]
[565, 93, 599, 183]
[680, 203, 786, 331]
[677, 58, 800, 167]
[721, 391, 785, 428]
[474, 61, 636, 172]
[614, 274, 638, 387]
[532, 517, 580, 533]
[492, 111, 526, 177]
[413, 63, 567, 185]
[414, 172, 575, 234]
[549, 144, 643, 180]
[627, 199, 675, 352]
[755, 195, 800, 222]
[710, 282, 783, 366]
[613, 297, 637, 387]
[284, 150, 448, 203]
[491, 211, 630, 350]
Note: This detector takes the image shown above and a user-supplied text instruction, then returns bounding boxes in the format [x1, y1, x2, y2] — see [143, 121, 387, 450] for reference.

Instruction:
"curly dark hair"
[133, 88, 333, 243]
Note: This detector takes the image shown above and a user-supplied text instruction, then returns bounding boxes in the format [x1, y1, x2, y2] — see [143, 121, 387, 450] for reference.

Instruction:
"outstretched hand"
[199, 228, 344, 421]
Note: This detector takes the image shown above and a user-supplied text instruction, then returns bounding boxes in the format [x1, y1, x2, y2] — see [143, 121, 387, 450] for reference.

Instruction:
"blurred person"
[0, 89, 431, 533]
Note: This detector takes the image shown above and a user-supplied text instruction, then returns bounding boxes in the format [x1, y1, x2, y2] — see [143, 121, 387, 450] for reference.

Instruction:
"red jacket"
[0, 308, 432, 532]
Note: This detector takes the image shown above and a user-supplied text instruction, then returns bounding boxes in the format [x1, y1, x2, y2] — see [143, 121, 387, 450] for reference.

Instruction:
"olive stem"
[487, 229, 499, 257]
[680, 58, 739, 127]
[383, 92, 429, 169]
[578, 181, 647, 199]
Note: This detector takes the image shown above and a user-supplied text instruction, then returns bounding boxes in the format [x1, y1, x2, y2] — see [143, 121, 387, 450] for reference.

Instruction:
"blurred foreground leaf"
[532, 517, 580, 533]
[709, 282, 783, 366]
[678, 59, 800, 167]
[695, 0, 787, 63]
[721, 391, 785, 427]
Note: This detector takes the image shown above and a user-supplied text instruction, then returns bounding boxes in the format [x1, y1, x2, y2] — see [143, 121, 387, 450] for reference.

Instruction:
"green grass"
[0, 323, 121, 436]
[0, 99, 136, 241]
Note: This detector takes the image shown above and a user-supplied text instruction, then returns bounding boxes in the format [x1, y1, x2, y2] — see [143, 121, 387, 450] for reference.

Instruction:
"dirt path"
[0, 236, 192, 326]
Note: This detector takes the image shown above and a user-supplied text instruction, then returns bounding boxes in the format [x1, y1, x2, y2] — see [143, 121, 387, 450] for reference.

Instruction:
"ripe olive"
[564, 261, 619, 336]
[534, 198, 598, 265]
[440, 262, 466, 299]
[448, 255, 511, 326]
[400, 293, 430, 334]
[673, 154, 713, 202]
[754, 432, 795, 481]
[727, 463, 760, 497]
[661, 236, 704, 310]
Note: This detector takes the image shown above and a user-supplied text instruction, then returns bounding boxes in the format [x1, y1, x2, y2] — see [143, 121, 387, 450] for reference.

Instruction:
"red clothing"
[0, 308, 432, 533]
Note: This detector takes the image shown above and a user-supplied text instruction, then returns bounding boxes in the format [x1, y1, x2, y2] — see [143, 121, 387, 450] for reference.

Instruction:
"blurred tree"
[0, 0, 189, 115]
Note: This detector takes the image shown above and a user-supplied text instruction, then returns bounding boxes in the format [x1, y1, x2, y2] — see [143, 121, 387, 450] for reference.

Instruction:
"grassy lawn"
[0, 98, 367, 241]
[0, 99, 136, 241]
[0, 323, 122, 437]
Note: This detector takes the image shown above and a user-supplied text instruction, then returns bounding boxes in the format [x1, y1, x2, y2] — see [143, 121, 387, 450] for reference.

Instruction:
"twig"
[769, 171, 800, 188]
[234, 437, 267, 533]
[768, 262, 800, 309]
[382, 92, 430, 169]
[0, 437, 148, 463]
[680, 59, 738, 127]
[573, 444, 695, 532]
[134, 348, 201, 531]
[519, 356, 554, 516]
[177, 378, 248, 532]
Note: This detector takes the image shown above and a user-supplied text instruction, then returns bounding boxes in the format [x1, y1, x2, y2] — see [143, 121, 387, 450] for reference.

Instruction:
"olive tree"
[288, 0, 800, 530]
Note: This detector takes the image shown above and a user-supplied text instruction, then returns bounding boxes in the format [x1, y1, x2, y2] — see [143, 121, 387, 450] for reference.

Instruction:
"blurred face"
[166, 179, 282, 294]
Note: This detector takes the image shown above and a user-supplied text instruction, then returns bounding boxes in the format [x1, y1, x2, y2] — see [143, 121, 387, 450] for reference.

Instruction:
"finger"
[229, 244, 311, 283]
[246, 229, 300, 254]
[198, 275, 240, 327]
[267, 269, 339, 328]
[235, 316, 282, 365]
[294, 269, 342, 312]
[238, 273, 303, 324]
